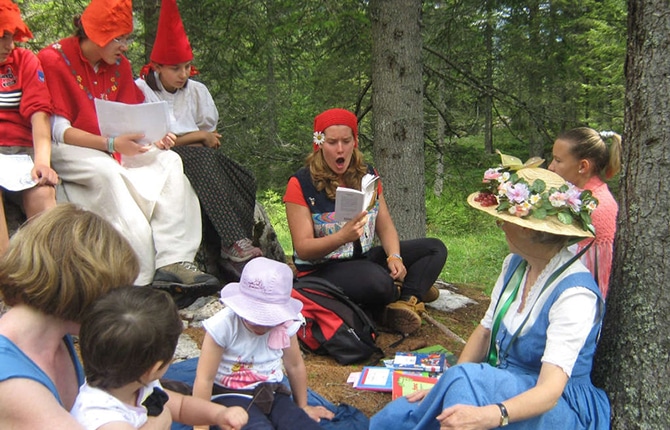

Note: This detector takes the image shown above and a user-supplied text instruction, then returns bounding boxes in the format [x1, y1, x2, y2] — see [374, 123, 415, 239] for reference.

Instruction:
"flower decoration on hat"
[313, 131, 326, 148]
[474, 165, 598, 234]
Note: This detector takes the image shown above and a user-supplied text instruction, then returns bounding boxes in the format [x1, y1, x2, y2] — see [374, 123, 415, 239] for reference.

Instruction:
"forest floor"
[184, 283, 490, 418]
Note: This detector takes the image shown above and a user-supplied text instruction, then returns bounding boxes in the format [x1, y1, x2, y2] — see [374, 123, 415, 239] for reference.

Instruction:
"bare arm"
[192, 333, 224, 403]
[436, 363, 568, 429]
[174, 131, 221, 148]
[374, 194, 405, 280]
[0, 379, 86, 430]
[62, 126, 151, 157]
[285, 201, 367, 261]
[456, 324, 491, 364]
[282, 336, 334, 422]
[165, 389, 248, 430]
[30, 111, 58, 185]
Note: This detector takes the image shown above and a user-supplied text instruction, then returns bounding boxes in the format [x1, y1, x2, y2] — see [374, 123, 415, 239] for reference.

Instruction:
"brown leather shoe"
[421, 285, 440, 303]
[385, 296, 425, 334]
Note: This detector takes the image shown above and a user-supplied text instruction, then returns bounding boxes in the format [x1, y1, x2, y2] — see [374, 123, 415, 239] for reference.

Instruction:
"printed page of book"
[95, 99, 169, 146]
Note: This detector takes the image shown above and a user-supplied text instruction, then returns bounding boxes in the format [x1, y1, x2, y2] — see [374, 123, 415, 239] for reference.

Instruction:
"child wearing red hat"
[0, 0, 58, 255]
[136, 0, 261, 265]
[283, 108, 448, 335]
[37, 0, 219, 297]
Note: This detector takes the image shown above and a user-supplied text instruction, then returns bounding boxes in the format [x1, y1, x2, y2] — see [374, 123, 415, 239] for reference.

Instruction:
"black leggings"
[305, 238, 447, 309]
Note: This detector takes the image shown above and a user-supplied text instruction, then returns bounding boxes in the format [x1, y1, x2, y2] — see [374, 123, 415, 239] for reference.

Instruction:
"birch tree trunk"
[592, 0, 670, 427]
[369, 0, 425, 239]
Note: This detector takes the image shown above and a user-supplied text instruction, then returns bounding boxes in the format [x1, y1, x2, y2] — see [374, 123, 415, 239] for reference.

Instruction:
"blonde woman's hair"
[306, 147, 368, 200]
[558, 127, 622, 179]
[0, 204, 139, 322]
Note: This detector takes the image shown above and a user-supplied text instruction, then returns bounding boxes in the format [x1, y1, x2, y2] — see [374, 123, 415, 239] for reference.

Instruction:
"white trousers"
[51, 143, 202, 285]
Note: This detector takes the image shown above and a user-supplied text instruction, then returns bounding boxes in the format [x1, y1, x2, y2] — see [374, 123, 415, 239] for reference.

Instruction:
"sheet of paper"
[95, 99, 169, 146]
[0, 153, 37, 191]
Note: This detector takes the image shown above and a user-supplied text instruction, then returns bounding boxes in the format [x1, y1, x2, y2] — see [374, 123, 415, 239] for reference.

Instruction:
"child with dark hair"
[72, 286, 248, 430]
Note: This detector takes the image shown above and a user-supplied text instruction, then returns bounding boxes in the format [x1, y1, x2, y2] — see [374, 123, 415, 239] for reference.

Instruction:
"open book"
[334, 173, 379, 222]
[94, 99, 170, 146]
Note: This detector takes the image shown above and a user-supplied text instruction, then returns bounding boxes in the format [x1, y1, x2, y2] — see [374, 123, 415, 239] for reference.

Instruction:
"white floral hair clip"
[313, 131, 325, 147]
[599, 130, 617, 139]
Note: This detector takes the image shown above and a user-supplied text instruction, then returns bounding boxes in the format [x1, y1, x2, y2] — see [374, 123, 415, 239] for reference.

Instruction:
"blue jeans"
[212, 392, 321, 430]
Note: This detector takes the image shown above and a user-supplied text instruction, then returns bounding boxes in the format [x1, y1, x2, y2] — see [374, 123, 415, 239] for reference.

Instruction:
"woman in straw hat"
[549, 127, 622, 299]
[136, 0, 261, 265]
[283, 108, 447, 335]
[370, 165, 610, 429]
[0, 0, 58, 255]
[36, 0, 218, 296]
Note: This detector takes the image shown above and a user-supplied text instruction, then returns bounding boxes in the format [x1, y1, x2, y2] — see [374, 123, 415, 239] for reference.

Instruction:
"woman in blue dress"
[371, 164, 610, 429]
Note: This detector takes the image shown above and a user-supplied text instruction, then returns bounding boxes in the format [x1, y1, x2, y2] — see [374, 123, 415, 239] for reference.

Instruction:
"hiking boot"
[221, 238, 263, 262]
[385, 296, 425, 335]
[153, 261, 220, 293]
[421, 285, 440, 303]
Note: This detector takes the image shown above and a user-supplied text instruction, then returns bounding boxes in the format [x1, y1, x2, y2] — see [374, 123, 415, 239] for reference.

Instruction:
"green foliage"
[258, 189, 293, 256]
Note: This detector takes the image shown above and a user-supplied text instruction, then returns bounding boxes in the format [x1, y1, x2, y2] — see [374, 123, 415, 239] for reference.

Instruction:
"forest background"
[19, 0, 626, 290]
[19, 1, 670, 428]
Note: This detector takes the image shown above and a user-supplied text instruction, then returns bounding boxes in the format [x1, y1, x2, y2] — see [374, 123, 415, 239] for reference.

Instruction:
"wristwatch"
[496, 403, 509, 427]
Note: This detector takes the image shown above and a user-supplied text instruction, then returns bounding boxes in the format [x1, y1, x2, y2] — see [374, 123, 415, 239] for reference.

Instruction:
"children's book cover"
[391, 372, 439, 400]
[354, 366, 393, 392]
[392, 351, 446, 373]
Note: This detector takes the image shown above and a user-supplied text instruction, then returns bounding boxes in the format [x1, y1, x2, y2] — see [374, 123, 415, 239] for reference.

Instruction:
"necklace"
[51, 41, 121, 101]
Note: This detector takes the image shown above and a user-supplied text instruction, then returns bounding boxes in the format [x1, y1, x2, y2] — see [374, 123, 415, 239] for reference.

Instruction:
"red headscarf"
[312, 108, 358, 151]
[81, 0, 133, 47]
[0, 0, 32, 42]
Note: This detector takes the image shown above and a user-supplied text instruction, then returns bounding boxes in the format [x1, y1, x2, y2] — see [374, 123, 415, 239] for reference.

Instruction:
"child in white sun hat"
[193, 257, 334, 430]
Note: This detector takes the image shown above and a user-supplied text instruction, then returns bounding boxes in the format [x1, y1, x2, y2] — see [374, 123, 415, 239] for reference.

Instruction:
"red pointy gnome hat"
[150, 0, 193, 65]
[0, 0, 33, 42]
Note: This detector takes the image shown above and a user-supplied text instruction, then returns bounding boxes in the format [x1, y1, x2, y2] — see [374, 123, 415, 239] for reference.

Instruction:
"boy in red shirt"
[0, 0, 58, 254]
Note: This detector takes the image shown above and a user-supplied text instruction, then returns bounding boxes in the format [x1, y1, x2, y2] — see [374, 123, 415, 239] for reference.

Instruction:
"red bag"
[291, 276, 383, 365]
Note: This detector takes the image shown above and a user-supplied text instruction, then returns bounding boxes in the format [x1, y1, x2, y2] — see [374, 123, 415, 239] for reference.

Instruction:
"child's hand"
[154, 133, 177, 150]
[143, 406, 172, 430]
[31, 163, 59, 186]
[303, 405, 335, 423]
[214, 405, 248, 430]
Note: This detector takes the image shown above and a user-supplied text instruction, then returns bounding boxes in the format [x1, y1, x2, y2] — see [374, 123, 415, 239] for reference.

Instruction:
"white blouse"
[135, 72, 218, 136]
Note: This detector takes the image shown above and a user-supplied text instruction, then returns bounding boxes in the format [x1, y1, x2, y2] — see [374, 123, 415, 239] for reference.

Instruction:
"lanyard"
[487, 260, 527, 366]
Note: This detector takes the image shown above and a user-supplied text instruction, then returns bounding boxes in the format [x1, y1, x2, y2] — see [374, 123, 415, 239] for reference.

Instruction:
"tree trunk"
[433, 78, 445, 197]
[592, 0, 670, 427]
[483, 0, 494, 155]
[369, 0, 425, 240]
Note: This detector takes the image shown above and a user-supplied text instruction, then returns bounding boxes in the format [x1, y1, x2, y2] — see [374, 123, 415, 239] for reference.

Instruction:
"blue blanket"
[164, 358, 369, 430]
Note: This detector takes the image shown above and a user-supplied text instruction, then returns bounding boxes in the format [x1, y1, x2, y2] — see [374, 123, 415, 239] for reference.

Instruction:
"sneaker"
[221, 238, 263, 262]
[421, 285, 440, 303]
[153, 261, 220, 292]
[384, 296, 425, 335]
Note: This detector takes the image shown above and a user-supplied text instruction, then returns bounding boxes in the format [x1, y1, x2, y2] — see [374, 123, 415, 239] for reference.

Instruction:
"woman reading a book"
[283, 108, 447, 335]
[37, 0, 218, 294]
[370, 166, 610, 429]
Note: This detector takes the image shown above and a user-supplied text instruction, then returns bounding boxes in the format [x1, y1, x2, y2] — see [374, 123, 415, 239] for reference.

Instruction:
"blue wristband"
[107, 137, 115, 153]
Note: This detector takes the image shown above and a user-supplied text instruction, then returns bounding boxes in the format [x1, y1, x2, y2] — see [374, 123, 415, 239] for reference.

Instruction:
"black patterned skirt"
[173, 145, 256, 247]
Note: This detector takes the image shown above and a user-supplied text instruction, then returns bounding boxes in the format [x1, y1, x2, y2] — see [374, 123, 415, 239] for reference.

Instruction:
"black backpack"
[291, 276, 383, 365]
